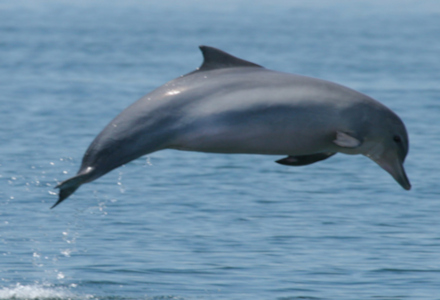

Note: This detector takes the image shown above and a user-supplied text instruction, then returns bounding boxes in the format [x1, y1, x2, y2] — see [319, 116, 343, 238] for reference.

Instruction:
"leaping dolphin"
[52, 46, 411, 208]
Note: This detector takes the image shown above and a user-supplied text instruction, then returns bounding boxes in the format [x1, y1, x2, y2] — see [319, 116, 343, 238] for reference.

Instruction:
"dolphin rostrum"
[52, 46, 411, 208]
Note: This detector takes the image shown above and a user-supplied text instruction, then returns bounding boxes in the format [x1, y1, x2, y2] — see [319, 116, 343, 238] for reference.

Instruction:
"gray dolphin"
[52, 46, 410, 208]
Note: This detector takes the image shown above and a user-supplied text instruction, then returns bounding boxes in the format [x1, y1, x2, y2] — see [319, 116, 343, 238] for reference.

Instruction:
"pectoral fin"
[333, 131, 361, 148]
[275, 152, 336, 166]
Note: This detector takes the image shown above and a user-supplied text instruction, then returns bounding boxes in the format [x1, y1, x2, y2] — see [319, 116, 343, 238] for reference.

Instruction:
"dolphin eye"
[393, 135, 402, 143]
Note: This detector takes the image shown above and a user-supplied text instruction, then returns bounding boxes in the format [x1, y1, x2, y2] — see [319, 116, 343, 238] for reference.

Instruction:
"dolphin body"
[52, 46, 411, 208]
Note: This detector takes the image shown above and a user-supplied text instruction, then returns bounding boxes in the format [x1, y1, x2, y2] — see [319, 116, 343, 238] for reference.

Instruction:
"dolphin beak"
[373, 155, 411, 190]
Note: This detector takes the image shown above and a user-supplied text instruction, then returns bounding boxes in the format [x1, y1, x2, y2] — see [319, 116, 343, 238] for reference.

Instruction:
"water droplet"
[61, 249, 72, 257]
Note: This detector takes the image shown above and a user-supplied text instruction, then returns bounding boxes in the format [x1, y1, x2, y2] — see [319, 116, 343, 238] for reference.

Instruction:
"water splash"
[0, 283, 75, 300]
[117, 171, 125, 194]
[0, 284, 184, 300]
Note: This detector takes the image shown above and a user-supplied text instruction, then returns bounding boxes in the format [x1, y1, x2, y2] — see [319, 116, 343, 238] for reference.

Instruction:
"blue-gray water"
[1, 0, 439, 299]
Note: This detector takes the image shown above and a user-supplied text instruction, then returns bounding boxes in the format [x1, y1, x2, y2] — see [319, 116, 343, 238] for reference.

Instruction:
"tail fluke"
[51, 168, 94, 209]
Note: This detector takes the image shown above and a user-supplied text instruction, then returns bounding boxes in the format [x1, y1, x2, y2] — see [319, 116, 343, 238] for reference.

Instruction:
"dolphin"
[52, 46, 411, 208]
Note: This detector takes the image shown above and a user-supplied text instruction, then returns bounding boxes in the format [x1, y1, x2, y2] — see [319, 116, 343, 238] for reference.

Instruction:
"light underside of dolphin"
[52, 46, 411, 208]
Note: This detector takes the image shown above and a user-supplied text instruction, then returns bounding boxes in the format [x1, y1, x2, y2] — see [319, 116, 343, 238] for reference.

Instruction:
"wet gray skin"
[52, 46, 410, 208]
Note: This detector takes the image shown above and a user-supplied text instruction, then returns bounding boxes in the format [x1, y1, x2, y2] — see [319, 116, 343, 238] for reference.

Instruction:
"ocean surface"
[1, 0, 439, 299]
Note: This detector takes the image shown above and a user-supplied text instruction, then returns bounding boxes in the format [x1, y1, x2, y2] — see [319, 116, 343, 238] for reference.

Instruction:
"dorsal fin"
[197, 46, 263, 71]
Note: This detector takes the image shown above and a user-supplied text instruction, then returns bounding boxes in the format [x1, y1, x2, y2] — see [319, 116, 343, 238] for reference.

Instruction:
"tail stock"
[51, 168, 94, 209]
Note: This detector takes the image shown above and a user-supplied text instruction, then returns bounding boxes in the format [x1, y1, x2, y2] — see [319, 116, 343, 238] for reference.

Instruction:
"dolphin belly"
[171, 106, 336, 155]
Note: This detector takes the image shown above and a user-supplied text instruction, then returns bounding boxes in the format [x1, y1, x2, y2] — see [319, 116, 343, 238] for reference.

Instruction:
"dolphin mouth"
[373, 157, 411, 190]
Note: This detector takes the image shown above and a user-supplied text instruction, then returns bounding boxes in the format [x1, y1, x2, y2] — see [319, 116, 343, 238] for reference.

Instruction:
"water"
[1, 0, 440, 299]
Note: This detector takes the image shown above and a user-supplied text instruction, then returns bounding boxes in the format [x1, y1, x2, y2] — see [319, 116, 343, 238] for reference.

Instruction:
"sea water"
[1, 0, 440, 299]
